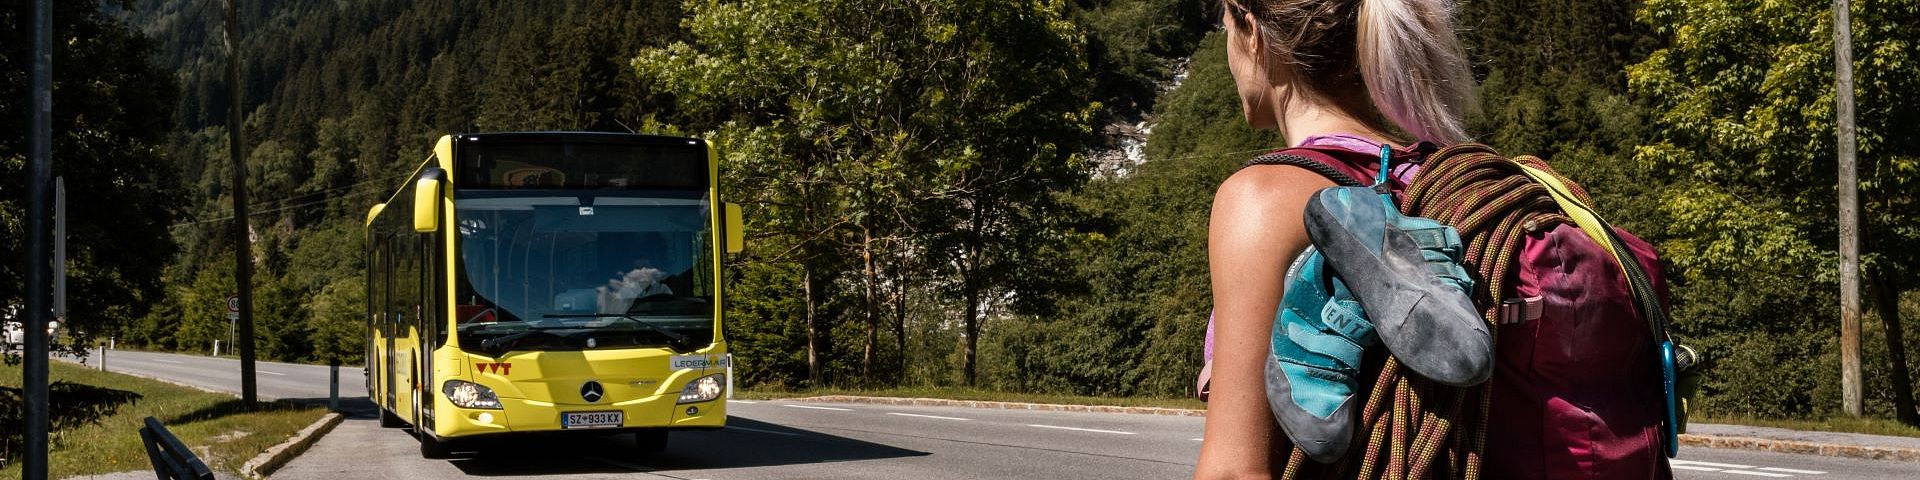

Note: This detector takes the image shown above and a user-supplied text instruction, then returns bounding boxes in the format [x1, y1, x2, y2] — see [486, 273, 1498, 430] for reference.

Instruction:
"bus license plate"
[562, 411, 623, 429]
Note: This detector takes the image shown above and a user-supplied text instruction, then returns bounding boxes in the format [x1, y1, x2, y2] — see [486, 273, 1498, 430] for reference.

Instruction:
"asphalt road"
[68, 349, 1920, 479]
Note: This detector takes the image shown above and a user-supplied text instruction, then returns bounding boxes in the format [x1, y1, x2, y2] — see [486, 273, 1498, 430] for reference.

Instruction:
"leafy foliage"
[74, 0, 1913, 423]
[636, 0, 1103, 385]
[985, 32, 1277, 396]
[1629, 0, 1920, 418]
[113, 0, 688, 362]
[1, 0, 185, 356]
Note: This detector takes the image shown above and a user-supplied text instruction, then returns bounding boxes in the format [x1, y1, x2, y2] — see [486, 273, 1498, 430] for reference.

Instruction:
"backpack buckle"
[1499, 296, 1543, 324]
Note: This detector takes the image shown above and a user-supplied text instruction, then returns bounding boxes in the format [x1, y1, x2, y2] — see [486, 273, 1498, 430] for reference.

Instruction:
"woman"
[1195, 0, 1473, 477]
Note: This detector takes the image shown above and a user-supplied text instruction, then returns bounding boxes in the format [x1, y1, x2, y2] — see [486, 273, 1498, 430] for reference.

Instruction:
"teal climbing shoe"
[1303, 186, 1491, 387]
[1266, 246, 1375, 463]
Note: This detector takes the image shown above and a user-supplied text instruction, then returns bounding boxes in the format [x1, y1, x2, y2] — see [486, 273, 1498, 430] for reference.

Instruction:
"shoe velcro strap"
[1282, 321, 1368, 370]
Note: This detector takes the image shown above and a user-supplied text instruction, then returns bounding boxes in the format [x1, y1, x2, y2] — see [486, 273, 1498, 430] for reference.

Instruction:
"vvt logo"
[580, 380, 604, 403]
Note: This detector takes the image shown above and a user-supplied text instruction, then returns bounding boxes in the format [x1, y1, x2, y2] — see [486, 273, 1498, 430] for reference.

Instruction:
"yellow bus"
[365, 132, 743, 458]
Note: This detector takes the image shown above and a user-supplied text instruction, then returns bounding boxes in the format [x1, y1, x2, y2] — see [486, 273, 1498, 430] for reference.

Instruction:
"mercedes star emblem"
[580, 380, 604, 403]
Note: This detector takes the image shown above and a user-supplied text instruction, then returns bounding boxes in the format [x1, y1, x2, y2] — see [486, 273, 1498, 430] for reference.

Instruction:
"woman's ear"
[1238, 10, 1265, 62]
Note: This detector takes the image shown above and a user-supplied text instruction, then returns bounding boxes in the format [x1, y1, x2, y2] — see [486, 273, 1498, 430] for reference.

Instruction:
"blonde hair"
[1226, 0, 1475, 144]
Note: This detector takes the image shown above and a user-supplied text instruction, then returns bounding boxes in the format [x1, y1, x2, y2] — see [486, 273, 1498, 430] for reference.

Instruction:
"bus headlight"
[443, 380, 503, 409]
[678, 374, 724, 404]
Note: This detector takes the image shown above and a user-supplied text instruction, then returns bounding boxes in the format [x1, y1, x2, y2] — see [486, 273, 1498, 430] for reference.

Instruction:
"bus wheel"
[634, 430, 669, 453]
[419, 432, 455, 459]
[379, 407, 406, 428]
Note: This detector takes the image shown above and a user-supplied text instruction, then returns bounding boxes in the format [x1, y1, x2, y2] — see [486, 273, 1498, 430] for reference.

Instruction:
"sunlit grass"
[1, 361, 325, 478]
[1692, 414, 1920, 439]
[738, 385, 1208, 411]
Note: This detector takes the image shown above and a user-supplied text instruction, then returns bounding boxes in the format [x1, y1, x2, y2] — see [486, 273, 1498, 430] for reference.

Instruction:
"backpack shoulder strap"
[1240, 149, 1367, 187]
[1507, 161, 1672, 341]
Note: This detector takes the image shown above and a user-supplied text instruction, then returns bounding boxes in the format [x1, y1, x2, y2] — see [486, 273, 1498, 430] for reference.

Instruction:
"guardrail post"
[329, 362, 340, 412]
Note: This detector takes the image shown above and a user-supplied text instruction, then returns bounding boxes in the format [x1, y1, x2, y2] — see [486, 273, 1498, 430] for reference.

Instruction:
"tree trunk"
[961, 200, 985, 386]
[962, 274, 980, 386]
[1872, 272, 1918, 425]
[862, 223, 878, 384]
[895, 255, 908, 386]
[805, 266, 820, 384]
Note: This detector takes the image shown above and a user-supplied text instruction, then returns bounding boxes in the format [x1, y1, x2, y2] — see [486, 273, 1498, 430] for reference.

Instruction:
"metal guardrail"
[138, 416, 215, 480]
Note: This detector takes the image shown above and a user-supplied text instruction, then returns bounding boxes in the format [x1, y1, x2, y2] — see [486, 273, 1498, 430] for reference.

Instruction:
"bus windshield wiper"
[543, 314, 693, 352]
[476, 329, 561, 357]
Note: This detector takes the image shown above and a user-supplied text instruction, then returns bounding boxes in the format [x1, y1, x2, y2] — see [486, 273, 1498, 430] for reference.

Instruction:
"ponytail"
[1356, 0, 1474, 144]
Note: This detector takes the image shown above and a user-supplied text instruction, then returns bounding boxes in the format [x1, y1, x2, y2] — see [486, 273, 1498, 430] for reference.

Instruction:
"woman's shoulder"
[1215, 161, 1341, 212]
[1210, 162, 1339, 250]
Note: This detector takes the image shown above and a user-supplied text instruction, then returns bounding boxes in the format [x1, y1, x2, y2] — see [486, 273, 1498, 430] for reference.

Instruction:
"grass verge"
[2, 361, 326, 478]
[1693, 414, 1920, 439]
[738, 386, 1207, 411]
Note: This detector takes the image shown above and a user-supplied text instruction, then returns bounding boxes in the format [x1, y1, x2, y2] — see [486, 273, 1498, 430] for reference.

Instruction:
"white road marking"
[1672, 465, 1723, 472]
[782, 404, 852, 411]
[1190, 438, 1204, 441]
[1026, 424, 1135, 435]
[1671, 460, 1820, 477]
[887, 412, 969, 421]
[153, 359, 184, 364]
[260, 371, 286, 376]
[1755, 467, 1826, 475]
[731, 400, 760, 404]
[729, 426, 801, 437]
[1720, 470, 1793, 478]
[1673, 460, 1756, 469]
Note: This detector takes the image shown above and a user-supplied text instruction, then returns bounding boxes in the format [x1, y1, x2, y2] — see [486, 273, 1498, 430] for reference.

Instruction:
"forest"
[2, 0, 1916, 424]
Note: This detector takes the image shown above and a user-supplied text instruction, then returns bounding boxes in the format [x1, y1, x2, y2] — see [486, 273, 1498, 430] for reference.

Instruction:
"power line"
[247, 174, 404, 209]
[1142, 146, 1279, 163]
[168, 173, 405, 228]
[169, 186, 389, 228]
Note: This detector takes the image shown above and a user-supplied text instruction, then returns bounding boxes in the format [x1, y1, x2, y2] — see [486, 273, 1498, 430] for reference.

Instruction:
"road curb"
[242, 412, 344, 479]
[787, 395, 1207, 417]
[790, 395, 1920, 463]
[1678, 433, 1920, 463]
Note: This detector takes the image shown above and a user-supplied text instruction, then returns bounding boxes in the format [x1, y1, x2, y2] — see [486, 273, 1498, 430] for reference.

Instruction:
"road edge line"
[1677, 433, 1920, 463]
[244, 412, 345, 479]
[783, 395, 1920, 463]
[783, 395, 1206, 417]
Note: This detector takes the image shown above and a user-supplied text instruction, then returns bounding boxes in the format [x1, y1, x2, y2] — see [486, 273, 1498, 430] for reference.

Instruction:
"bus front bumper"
[436, 395, 727, 439]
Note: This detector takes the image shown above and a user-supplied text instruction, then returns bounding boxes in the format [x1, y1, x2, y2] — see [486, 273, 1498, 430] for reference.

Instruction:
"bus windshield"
[452, 189, 715, 355]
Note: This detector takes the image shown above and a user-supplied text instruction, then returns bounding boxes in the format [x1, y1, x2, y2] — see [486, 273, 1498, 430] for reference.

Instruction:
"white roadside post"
[329, 361, 340, 412]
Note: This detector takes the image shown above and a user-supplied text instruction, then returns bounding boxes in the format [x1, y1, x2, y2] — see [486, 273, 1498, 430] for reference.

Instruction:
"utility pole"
[222, 0, 258, 403]
[23, 0, 54, 477]
[1834, 0, 1863, 417]
[55, 177, 65, 335]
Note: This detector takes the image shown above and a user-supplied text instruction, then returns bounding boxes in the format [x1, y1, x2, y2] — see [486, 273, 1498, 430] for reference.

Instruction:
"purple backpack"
[1202, 144, 1681, 479]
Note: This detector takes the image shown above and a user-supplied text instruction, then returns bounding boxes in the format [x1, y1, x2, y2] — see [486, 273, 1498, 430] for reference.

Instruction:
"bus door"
[385, 236, 398, 410]
[418, 229, 438, 427]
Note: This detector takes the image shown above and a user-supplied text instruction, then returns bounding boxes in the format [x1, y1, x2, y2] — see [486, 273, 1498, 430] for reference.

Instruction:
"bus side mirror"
[414, 177, 442, 233]
[724, 202, 744, 254]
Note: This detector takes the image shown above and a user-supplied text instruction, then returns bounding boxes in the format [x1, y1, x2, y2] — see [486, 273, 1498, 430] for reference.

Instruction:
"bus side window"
[430, 230, 448, 346]
[370, 237, 384, 344]
[386, 234, 397, 340]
